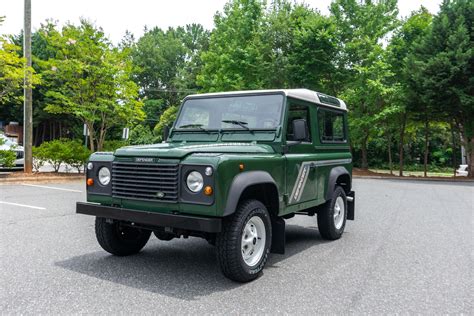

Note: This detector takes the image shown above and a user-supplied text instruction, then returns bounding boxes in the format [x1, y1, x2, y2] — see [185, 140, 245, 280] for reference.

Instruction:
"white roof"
[185, 89, 347, 111]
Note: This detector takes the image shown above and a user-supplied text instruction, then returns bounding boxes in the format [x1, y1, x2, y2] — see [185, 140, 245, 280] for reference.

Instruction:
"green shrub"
[33, 139, 91, 173]
[64, 140, 91, 173]
[32, 146, 47, 172]
[102, 140, 128, 152]
[129, 124, 159, 145]
[0, 137, 17, 168]
[0, 149, 16, 168]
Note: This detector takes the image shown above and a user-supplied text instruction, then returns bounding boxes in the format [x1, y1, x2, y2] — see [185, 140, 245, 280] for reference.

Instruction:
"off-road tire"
[216, 199, 272, 283]
[317, 186, 347, 240]
[95, 217, 151, 256]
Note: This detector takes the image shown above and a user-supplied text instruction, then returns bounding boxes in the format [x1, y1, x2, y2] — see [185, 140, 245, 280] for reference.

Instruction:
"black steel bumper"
[76, 202, 222, 233]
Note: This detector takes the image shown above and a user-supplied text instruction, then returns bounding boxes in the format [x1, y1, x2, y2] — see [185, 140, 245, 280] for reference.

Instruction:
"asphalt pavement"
[0, 179, 472, 314]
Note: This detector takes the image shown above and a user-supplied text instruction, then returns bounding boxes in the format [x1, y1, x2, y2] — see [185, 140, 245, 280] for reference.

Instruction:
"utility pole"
[23, 0, 33, 173]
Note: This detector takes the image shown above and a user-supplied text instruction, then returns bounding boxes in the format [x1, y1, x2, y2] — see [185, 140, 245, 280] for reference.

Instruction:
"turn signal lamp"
[204, 186, 213, 196]
[87, 178, 94, 186]
[239, 163, 245, 171]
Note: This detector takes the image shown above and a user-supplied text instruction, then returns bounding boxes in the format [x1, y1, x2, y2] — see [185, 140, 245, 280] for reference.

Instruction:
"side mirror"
[292, 119, 308, 141]
[162, 126, 170, 141]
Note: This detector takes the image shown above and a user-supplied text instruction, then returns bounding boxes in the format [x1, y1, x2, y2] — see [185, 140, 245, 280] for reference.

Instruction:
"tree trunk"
[423, 119, 429, 177]
[41, 122, 46, 143]
[468, 136, 474, 178]
[87, 122, 95, 152]
[451, 123, 457, 177]
[361, 134, 369, 170]
[387, 127, 393, 175]
[398, 112, 407, 177]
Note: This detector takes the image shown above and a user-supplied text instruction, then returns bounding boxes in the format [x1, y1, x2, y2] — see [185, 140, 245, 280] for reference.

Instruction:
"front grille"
[16, 151, 24, 159]
[112, 161, 179, 202]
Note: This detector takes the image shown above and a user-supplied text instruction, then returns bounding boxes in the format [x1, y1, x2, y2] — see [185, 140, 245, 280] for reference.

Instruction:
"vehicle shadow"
[55, 223, 326, 301]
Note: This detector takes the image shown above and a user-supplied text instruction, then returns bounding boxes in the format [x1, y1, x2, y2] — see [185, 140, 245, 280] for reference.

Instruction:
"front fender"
[223, 171, 277, 217]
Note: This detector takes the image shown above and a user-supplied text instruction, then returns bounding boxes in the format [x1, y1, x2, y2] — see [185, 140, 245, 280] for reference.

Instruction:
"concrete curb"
[0, 175, 84, 183]
[353, 175, 474, 183]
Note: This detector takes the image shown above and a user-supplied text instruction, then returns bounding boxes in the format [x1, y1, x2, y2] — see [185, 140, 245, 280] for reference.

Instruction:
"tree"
[387, 8, 433, 175]
[42, 20, 144, 151]
[410, 0, 474, 176]
[330, 0, 399, 169]
[198, 0, 269, 92]
[0, 36, 39, 105]
[264, 1, 339, 92]
[132, 25, 209, 109]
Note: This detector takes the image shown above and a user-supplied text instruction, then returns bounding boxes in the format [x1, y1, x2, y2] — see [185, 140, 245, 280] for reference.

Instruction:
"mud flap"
[347, 191, 355, 220]
[270, 216, 285, 254]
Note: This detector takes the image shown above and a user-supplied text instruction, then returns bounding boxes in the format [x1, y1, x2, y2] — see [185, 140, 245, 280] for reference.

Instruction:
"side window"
[286, 104, 311, 142]
[318, 109, 346, 142]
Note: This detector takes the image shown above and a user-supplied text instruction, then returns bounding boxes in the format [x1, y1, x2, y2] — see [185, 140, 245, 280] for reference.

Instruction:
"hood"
[114, 142, 275, 158]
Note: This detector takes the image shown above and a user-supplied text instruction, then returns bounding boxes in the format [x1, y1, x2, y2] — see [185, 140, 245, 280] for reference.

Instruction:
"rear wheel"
[317, 186, 347, 240]
[95, 217, 151, 256]
[216, 199, 272, 282]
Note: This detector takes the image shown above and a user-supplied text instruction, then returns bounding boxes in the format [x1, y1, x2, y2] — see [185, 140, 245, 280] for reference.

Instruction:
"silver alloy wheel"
[241, 216, 266, 267]
[333, 196, 345, 230]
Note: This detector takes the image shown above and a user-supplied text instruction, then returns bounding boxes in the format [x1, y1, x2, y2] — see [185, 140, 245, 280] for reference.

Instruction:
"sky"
[1, 0, 442, 43]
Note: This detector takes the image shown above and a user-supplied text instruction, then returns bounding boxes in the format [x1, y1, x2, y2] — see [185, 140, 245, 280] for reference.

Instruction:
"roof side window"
[318, 109, 346, 143]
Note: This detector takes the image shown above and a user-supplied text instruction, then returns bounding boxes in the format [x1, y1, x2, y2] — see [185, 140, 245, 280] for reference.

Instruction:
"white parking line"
[0, 201, 46, 210]
[22, 184, 82, 193]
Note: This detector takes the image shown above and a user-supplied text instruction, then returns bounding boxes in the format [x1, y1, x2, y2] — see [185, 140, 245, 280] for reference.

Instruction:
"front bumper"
[76, 202, 222, 233]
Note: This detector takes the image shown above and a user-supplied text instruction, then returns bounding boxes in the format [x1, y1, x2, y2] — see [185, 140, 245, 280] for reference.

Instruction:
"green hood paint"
[114, 142, 275, 158]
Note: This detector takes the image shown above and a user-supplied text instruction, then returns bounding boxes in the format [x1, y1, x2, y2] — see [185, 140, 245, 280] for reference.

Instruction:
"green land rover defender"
[77, 89, 355, 282]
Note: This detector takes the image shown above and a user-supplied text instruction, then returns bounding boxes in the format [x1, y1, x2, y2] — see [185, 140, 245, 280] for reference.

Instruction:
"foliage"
[0, 149, 16, 168]
[32, 139, 90, 172]
[0, 37, 40, 105]
[32, 145, 47, 172]
[39, 20, 144, 152]
[0, 136, 17, 168]
[1, 1, 471, 176]
[132, 24, 209, 115]
[129, 124, 158, 145]
[330, 0, 399, 169]
[409, 0, 474, 175]
[102, 140, 129, 152]
[154, 105, 178, 138]
[198, 0, 269, 92]
[63, 140, 91, 173]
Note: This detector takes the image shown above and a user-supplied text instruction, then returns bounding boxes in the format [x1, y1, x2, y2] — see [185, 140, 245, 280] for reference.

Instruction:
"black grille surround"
[112, 161, 179, 203]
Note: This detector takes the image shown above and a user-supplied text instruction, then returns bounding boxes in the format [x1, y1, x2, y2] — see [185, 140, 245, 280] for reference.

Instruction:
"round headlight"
[186, 171, 203, 192]
[98, 167, 111, 185]
[87, 162, 94, 170]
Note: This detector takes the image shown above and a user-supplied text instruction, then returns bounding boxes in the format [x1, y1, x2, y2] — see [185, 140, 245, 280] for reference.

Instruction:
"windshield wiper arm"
[178, 124, 205, 130]
[222, 120, 250, 130]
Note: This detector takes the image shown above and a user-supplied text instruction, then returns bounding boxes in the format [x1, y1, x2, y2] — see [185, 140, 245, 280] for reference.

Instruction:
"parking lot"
[0, 178, 472, 314]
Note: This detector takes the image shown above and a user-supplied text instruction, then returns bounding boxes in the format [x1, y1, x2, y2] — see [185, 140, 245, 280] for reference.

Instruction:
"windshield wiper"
[222, 120, 250, 130]
[178, 124, 205, 130]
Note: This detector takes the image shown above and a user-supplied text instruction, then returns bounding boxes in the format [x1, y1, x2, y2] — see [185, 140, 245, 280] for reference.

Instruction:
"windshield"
[175, 94, 284, 130]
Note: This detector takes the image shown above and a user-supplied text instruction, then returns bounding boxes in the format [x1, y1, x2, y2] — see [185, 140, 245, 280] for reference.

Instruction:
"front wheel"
[317, 186, 347, 240]
[216, 199, 272, 282]
[95, 217, 151, 256]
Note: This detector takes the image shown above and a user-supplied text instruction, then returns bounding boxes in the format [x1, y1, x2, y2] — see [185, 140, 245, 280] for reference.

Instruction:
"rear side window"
[318, 109, 346, 142]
